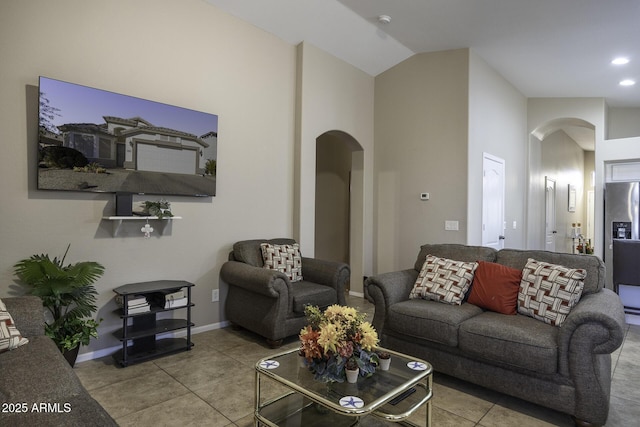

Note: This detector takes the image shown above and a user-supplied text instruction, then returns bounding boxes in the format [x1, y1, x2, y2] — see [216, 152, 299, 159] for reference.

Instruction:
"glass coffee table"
[255, 347, 432, 426]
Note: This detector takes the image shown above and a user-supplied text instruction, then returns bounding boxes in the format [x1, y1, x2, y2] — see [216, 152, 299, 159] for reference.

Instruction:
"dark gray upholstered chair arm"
[302, 257, 349, 305]
[557, 289, 626, 376]
[364, 269, 418, 335]
[1, 296, 45, 337]
[220, 260, 290, 299]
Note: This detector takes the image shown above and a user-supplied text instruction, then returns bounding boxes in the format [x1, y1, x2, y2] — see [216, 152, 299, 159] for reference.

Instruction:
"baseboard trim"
[349, 290, 364, 298]
[76, 320, 232, 364]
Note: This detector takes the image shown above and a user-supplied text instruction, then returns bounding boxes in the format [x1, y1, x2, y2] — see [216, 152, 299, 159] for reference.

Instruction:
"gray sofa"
[365, 244, 626, 427]
[0, 296, 116, 426]
[221, 238, 349, 347]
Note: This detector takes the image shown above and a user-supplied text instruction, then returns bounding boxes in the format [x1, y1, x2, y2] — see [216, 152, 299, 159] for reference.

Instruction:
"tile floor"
[75, 296, 640, 426]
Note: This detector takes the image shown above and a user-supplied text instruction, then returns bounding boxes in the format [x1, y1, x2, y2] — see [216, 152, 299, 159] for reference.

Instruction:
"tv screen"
[38, 76, 218, 197]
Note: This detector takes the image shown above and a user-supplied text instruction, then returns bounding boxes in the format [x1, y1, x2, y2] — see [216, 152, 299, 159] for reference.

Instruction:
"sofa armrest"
[558, 288, 625, 376]
[364, 269, 418, 335]
[1, 296, 45, 338]
[301, 257, 349, 305]
[220, 261, 290, 299]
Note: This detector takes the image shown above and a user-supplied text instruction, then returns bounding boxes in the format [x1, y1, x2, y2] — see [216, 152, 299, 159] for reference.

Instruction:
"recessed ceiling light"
[612, 57, 630, 65]
[619, 79, 636, 86]
[378, 15, 391, 24]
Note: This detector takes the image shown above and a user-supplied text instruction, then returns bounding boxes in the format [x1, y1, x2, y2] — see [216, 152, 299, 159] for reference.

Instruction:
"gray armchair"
[220, 238, 349, 347]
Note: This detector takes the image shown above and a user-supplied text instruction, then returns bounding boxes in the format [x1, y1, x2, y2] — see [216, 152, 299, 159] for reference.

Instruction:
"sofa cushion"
[459, 311, 559, 374]
[518, 258, 586, 327]
[410, 255, 478, 305]
[387, 299, 483, 346]
[414, 244, 497, 271]
[0, 298, 29, 353]
[291, 281, 335, 314]
[0, 336, 84, 402]
[467, 261, 522, 315]
[232, 238, 297, 267]
[261, 242, 303, 282]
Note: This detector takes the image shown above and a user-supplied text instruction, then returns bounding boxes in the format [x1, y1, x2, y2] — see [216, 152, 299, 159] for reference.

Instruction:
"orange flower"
[299, 326, 322, 360]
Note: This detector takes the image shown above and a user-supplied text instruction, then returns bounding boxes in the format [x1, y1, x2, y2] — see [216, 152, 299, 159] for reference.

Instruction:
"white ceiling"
[204, 0, 640, 149]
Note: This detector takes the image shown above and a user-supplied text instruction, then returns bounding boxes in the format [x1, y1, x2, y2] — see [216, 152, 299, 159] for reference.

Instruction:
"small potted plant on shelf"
[141, 199, 173, 219]
[13, 244, 104, 366]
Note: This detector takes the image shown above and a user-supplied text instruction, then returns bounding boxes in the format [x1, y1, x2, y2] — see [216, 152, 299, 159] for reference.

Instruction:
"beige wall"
[374, 49, 470, 273]
[295, 42, 375, 293]
[0, 0, 299, 359]
[468, 51, 528, 248]
[608, 107, 640, 139]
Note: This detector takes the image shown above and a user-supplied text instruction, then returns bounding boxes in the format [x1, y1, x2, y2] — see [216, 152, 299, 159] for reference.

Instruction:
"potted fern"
[13, 244, 104, 366]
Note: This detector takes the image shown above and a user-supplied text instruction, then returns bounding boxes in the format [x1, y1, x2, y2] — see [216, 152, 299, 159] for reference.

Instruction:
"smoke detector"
[378, 15, 391, 24]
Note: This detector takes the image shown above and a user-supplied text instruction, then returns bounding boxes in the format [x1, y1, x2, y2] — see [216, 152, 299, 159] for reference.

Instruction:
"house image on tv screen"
[59, 116, 215, 176]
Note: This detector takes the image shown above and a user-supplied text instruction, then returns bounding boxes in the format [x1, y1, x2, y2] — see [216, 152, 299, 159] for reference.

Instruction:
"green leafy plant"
[143, 199, 173, 219]
[50, 317, 101, 351]
[13, 244, 104, 353]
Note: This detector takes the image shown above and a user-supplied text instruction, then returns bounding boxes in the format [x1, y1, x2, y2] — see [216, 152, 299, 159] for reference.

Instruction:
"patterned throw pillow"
[517, 258, 586, 327]
[0, 298, 29, 353]
[410, 255, 478, 305]
[260, 243, 303, 282]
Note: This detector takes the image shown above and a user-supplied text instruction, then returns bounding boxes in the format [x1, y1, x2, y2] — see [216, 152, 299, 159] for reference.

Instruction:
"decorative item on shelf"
[299, 305, 379, 383]
[378, 351, 391, 371]
[576, 238, 594, 254]
[140, 199, 173, 219]
[571, 223, 593, 254]
[141, 220, 154, 238]
[570, 223, 581, 239]
[13, 244, 104, 366]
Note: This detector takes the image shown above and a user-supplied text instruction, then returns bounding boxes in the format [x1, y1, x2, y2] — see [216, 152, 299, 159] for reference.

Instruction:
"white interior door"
[545, 177, 557, 251]
[482, 153, 505, 250]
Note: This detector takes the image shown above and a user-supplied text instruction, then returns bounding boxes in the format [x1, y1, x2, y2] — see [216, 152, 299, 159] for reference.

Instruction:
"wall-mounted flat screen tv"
[38, 76, 218, 196]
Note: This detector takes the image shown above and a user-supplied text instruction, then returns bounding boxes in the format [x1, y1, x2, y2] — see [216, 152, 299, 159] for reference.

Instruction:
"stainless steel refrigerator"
[604, 182, 639, 289]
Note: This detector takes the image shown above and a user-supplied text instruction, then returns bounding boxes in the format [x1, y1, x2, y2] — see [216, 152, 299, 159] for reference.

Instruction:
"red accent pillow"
[467, 261, 522, 315]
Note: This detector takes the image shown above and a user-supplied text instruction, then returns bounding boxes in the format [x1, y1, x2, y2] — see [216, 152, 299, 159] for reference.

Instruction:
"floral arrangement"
[299, 304, 379, 382]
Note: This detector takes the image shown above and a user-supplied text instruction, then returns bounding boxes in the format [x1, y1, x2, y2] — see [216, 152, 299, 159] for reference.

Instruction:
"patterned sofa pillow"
[0, 298, 29, 353]
[410, 255, 478, 305]
[517, 258, 586, 327]
[260, 243, 303, 282]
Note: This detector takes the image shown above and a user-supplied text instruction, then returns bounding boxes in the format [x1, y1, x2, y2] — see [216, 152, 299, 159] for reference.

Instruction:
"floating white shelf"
[103, 216, 182, 237]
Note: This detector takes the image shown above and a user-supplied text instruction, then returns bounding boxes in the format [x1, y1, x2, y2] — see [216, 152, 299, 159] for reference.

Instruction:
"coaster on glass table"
[407, 361, 428, 371]
[259, 360, 280, 369]
[339, 396, 365, 409]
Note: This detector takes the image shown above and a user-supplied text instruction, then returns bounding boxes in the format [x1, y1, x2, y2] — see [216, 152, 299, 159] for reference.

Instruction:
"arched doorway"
[528, 118, 595, 252]
[315, 130, 364, 292]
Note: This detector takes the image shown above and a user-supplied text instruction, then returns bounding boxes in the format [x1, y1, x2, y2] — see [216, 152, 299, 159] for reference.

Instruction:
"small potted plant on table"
[377, 351, 391, 370]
